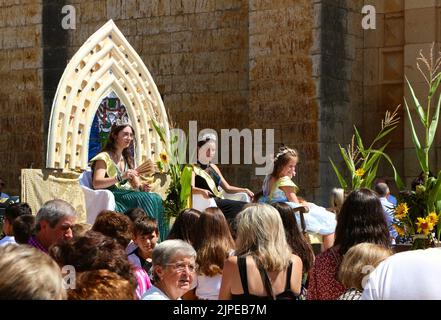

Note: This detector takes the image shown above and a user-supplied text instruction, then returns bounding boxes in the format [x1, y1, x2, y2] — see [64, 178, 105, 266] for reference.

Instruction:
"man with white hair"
[28, 199, 77, 253]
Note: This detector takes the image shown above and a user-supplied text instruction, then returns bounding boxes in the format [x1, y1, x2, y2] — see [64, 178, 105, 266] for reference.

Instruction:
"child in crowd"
[259, 146, 336, 250]
[127, 216, 159, 282]
[337, 243, 392, 300]
[12, 214, 35, 244]
[0, 203, 32, 246]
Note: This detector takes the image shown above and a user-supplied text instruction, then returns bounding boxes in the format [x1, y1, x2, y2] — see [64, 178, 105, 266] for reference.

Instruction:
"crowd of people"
[1, 124, 440, 300]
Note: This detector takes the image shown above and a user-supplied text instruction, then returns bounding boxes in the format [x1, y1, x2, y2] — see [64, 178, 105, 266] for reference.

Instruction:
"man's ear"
[40, 220, 49, 232]
[154, 265, 164, 281]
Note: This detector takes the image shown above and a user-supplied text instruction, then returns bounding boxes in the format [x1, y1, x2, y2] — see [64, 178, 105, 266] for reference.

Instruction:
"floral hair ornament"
[114, 117, 132, 127]
[274, 145, 297, 161]
[198, 133, 217, 143]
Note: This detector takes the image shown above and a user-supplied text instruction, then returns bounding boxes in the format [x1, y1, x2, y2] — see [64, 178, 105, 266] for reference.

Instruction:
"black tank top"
[231, 255, 298, 300]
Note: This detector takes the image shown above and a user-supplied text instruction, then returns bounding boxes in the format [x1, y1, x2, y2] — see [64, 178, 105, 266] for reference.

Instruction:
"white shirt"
[142, 285, 182, 300]
[0, 236, 16, 246]
[195, 274, 222, 300]
[362, 248, 441, 300]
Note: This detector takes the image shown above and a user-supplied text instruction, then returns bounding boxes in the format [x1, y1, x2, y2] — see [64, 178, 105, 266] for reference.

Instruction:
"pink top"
[134, 267, 152, 299]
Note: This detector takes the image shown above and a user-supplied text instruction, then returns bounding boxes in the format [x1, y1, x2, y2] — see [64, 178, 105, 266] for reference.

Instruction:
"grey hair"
[152, 239, 196, 267]
[35, 199, 77, 231]
[374, 182, 389, 197]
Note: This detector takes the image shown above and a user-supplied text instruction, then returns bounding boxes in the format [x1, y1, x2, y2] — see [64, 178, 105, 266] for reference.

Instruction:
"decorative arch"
[46, 20, 170, 170]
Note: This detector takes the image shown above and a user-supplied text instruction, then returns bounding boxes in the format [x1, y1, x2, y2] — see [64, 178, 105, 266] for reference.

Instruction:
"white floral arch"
[46, 20, 170, 170]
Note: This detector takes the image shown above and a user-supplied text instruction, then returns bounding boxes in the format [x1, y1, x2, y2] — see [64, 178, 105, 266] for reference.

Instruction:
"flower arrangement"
[392, 45, 441, 248]
[152, 121, 192, 222]
[329, 105, 403, 191]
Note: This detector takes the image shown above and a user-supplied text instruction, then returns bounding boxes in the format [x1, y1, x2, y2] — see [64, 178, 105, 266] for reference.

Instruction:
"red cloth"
[307, 247, 346, 300]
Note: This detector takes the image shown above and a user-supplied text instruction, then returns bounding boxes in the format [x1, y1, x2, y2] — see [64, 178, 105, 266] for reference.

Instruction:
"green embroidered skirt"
[109, 187, 168, 241]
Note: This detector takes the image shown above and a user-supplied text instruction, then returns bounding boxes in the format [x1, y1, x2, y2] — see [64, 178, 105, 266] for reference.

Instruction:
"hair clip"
[198, 133, 217, 142]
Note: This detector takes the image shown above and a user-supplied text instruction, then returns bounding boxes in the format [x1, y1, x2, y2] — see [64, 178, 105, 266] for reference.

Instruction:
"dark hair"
[271, 146, 298, 178]
[49, 230, 136, 287]
[12, 214, 35, 244]
[124, 208, 147, 222]
[92, 210, 133, 248]
[334, 188, 390, 255]
[101, 124, 135, 169]
[271, 202, 315, 272]
[133, 216, 157, 236]
[167, 208, 201, 244]
[4, 203, 32, 224]
[374, 182, 389, 197]
[193, 208, 235, 276]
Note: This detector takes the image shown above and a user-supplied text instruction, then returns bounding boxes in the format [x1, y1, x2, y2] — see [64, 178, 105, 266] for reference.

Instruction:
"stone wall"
[0, 1, 43, 196]
[314, 0, 364, 204]
[248, 0, 319, 199]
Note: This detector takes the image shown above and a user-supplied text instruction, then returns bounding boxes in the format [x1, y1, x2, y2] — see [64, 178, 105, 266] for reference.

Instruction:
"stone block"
[405, 0, 437, 10]
[215, 0, 243, 11]
[363, 13, 384, 48]
[195, 0, 215, 13]
[24, 3, 42, 25]
[171, 0, 196, 15]
[106, 0, 123, 20]
[211, 28, 245, 51]
[171, 31, 192, 53]
[137, 17, 160, 35]
[23, 46, 42, 69]
[404, 43, 436, 82]
[142, 33, 171, 55]
[347, 10, 363, 38]
[384, 14, 404, 47]
[139, 0, 171, 17]
[384, 0, 404, 12]
[405, 7, 436, 44]
[363, 48, 379, 85]
[380, 47, 403, 83]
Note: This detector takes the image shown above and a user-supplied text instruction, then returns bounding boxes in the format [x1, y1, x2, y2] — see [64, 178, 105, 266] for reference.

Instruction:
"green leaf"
[429, 72, 441, 99]
[427, 170, 441, 209]
[329, 158, 348, 190]
[373, 126, 397, 145]
[404, 97, 428, 172]
[364, 162, 380, 189]
[370, 150, 405, 190]
[364, 143, 388, 171]
[406, 76, 427, 126]
[179, 165, 193, 206]
[428, 92, 441, 148]
[151, 120, 167, 145]
[353, 126, 367, 157]
[338, 145, 355, 172]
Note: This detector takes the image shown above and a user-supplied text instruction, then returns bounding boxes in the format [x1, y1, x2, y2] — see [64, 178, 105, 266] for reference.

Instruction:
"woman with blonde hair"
[219, 203, 303, 300]
[338, 243, 392, 300]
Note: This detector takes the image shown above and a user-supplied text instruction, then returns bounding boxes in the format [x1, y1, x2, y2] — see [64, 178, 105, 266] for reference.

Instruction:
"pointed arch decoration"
[46, 20, 170, 170]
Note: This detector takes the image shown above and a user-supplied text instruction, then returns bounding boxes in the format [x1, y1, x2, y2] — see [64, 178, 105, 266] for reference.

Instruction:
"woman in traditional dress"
[90, 122, 168, 240]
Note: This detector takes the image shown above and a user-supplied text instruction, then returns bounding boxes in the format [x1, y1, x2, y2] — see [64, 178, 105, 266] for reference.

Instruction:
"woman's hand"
[201, 189, 214, 199]
[243, 188, 254, 199]
[122, 169, 139, 181]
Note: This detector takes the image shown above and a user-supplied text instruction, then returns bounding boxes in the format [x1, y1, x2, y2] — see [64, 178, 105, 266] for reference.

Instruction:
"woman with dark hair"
[90, 123, 167, 240]
[166, 208, 201, 244]
[191, 134, 253, 222]
[306, 188, 390, 300]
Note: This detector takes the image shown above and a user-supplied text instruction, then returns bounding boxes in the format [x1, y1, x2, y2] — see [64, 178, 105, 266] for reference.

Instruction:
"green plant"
[329, 105, 403, 191]
[393, 45, 441, 243]
[152, 121, 192, 222]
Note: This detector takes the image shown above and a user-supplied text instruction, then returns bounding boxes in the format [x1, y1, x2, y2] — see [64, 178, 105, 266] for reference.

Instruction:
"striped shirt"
[28, 236, 48, 254]
[134, 267, 151, 299]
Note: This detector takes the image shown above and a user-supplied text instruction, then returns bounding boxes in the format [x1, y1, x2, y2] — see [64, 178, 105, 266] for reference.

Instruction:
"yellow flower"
[355, 168, 365, 177]
[427, 212, 439, 225]
[395, 203, 409, 220]
[160, 151, 168, 164]
[415, 217, 434, 236]
[393, 224, 405, 237]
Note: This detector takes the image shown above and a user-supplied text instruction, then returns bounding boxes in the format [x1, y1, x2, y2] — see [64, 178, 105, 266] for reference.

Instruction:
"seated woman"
[90, 122, 167, 240]
[191, 133, 254, 222]
[259, 146, 336, 250]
